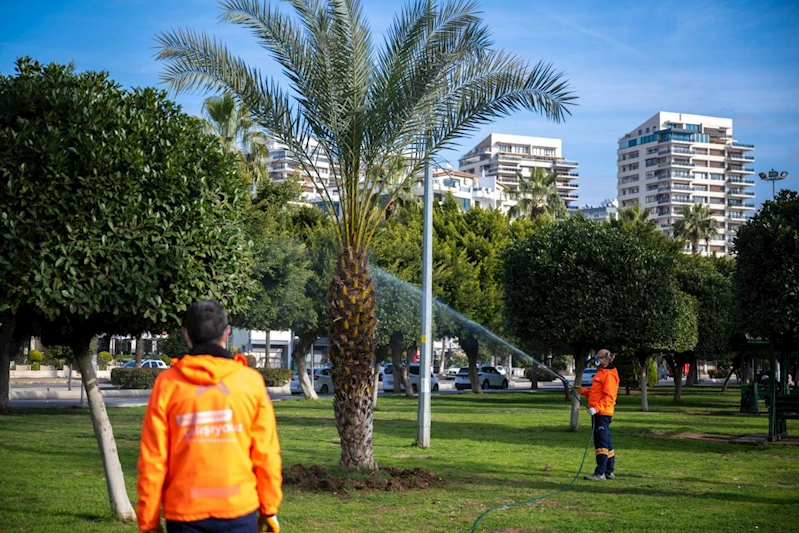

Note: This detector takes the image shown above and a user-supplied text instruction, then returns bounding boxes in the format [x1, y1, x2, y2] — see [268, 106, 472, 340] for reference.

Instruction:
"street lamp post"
[758, 169, 788, 199]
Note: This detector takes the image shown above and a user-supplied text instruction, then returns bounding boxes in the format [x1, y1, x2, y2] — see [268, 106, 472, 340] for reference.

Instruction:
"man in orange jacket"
[137, 300, 282, 533]
[578, 349, 620, 481]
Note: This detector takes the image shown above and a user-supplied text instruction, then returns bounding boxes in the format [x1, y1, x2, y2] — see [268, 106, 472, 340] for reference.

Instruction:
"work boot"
[605, 472, 615, 480]
[584, 473, 606, 481]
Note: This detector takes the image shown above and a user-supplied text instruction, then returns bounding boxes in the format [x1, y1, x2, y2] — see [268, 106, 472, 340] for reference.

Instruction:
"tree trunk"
[73, 336, 136, 520]
[390, 344, 403, 393]
[292, 333, 318, 400]
[328, 248, 377, 470]
[685, 354, 698, 386]
[438, 337, 447, 376]
[402, 347, 414, 397]
[530, 362, 538, 390]
[372, 345, 390, 407]
[639, 358, 649, 412]
[461, 335, 482, 394]
[134, 335, 144, 368]
[569, 346, 589, 430]
[0, 321, 15, 414]
[721, 367, 735, 392]
[673, 361, 684, 403]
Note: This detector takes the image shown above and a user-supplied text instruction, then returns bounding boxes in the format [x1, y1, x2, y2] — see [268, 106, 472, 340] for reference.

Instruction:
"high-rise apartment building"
[458, 133, 580, 211]
[617, 112, 756, 255]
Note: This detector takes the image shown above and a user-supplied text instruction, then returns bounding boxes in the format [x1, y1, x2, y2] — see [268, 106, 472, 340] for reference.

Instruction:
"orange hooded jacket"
[580, 366, 619, 416]
[137, 353, 282, 531]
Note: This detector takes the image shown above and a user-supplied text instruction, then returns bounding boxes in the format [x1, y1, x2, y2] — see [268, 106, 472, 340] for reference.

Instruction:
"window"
[638, 129, 642, 135]
[646, 127, 650, 133]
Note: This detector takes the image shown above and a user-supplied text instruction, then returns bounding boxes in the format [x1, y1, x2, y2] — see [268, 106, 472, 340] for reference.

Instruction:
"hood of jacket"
[173, 353, 248, 385]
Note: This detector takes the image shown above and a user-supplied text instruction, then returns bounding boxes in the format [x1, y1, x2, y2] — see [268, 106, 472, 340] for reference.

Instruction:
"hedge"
[257, 368, 292, 387]
[111, 368, 165, 389]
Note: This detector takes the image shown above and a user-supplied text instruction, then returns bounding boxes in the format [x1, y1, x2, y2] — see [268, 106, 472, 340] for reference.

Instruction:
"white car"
[445, 366, 463, 379]
[290, 367, 334, 394]
[454, 365, 508, 390]
[581, 367, 597, 388]
[122, 359, 168, 369]
[382, 364, 439, 393]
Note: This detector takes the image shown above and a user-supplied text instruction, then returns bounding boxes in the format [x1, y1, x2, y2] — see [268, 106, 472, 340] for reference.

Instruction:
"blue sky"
[1, 0, 797, 207]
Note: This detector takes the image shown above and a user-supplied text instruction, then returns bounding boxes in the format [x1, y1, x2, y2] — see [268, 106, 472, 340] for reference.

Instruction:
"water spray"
[371, 266, 595, 532]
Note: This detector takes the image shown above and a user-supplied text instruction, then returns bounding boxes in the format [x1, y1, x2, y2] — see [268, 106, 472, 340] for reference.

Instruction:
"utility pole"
[417, 156, 433, 448]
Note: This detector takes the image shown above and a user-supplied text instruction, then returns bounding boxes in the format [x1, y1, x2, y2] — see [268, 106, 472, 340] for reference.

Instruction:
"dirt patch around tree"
[283, 464, 443, 493]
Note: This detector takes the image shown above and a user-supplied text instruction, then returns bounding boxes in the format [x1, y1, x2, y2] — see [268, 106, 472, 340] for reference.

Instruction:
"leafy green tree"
[507, 167, 566, 221]
[648, 291, 698, 404]
[734, 190, 799, 384]
[159, 329, 189, 359]
[0, 58, 252, 519]
[156, 0, 574, 469]
[672, 203, 720, 255]
[504, 216, 681, 427]
[234, 178, 336, 399]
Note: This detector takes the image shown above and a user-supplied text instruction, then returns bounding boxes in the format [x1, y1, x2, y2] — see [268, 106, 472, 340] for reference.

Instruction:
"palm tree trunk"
[328, 248, 377, 470]
[72, 336, 136, 520]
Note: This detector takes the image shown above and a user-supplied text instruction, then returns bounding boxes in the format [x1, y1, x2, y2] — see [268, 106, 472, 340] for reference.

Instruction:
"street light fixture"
[758, 169, 788, 199]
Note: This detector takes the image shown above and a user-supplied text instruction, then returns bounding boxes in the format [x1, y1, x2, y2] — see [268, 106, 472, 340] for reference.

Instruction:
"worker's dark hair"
[183, 300, 228, 344]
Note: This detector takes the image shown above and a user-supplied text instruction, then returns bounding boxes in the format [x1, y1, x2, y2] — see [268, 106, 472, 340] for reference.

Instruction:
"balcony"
[659, 148, 695, 156]
[557, 160, 579, 167]
[727, 165, 754, 174]
[659, 185, 693, 192]
[556, 181, 578, 189]
[726, 189, 755, 197]
[728, 153, 755, 162]
[732, 142, 755, 149]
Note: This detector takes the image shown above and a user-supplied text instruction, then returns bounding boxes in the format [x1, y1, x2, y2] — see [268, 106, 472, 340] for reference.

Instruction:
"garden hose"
[471, 387, 594, 533]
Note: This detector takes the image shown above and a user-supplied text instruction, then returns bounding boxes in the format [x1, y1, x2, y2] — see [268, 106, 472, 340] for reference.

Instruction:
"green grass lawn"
[1, 388, 797, 533]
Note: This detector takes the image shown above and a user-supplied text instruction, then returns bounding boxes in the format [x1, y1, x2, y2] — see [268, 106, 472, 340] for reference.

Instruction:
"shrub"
[31, 362, 41, 371]
[257, 368, 292, 387]
[110, 368, 165, 389]
[551, 355, 571, 372]
[524, 366, 555, 382]
[28, 349, 43, 362]
[98, 351, 113, 362]
[709, 368, 727, 379]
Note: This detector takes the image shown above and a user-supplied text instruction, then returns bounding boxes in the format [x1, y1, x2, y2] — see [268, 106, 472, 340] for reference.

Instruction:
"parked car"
[445, 366, 463, 379]
[290, 367, 334, 394]
[495, 365, 507, 376]
[455, 365, 508, 390]
[383, 364, 439, 393]
[581, 367, 597, 388]
[122, 359, 168, 369]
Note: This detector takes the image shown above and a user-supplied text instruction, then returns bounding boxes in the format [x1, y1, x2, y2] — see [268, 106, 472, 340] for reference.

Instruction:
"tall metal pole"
[417, 157, 433, 447]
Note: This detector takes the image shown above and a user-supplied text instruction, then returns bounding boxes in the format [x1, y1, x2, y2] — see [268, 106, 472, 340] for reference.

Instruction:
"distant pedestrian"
[577, 349, 620, 481]
[137, 300, 282, 533]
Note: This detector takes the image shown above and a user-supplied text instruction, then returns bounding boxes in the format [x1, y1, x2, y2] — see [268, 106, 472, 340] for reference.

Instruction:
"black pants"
[166, 511, 258, 533]
[592, 414, 615, 476]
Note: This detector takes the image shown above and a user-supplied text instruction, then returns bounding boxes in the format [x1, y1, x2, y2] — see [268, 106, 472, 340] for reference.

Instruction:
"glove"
[141, 526, 164, 533]
[588, 407, 597, 416]
[576, 386, 584, 395]
[259, 514, 280, 533]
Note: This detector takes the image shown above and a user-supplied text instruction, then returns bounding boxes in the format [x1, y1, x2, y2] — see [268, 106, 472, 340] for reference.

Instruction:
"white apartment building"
[265, 138, 338, 200]
[458, 133, 580, 211]
[420, 169, 515, 211]
[617, 112, 756, 255]
[579, 198, 619, 222]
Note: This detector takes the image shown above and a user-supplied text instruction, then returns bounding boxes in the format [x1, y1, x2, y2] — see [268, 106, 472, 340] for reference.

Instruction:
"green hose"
[471, 390, 594, 533]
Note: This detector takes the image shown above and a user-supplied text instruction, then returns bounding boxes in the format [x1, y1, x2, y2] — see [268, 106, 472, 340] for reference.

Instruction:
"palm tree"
[507, 167, 566, 220]
[613, 204, 660, 236]
[672, 203, 720, 255]
[202, 92, 270, 188]
[156, 0, 575, 469]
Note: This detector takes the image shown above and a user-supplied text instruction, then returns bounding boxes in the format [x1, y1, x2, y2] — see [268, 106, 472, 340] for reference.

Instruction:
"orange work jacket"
[137, 353, 282, 531]
[580, 366, 620, 416]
